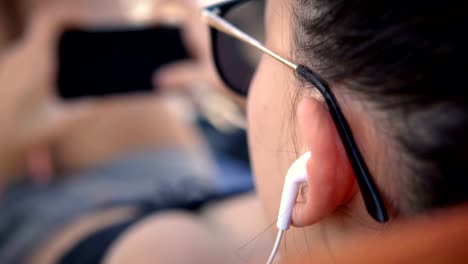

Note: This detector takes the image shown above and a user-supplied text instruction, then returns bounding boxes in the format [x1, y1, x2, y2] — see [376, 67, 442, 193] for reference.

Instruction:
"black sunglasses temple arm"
[296, 65, 389, 222]
[201, 9, 297, 70]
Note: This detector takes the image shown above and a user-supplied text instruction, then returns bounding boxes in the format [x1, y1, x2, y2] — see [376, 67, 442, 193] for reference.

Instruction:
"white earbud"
[267, 152, 311, 264]
[276, 151, 311, 230]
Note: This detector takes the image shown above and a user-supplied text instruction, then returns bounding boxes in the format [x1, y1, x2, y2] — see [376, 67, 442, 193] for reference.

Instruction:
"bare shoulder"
[104, 194, 271, 264]
[103, 210, 227, 264]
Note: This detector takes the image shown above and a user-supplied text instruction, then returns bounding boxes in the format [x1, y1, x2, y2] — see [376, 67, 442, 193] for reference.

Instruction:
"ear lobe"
[292, 97, 355, 227]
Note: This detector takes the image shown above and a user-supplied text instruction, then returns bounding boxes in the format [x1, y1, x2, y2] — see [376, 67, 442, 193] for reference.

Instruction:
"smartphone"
[57, 25, 190, 99]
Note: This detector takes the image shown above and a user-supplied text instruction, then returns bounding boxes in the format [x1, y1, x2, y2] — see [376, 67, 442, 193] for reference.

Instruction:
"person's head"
[204, 0, 468, 258]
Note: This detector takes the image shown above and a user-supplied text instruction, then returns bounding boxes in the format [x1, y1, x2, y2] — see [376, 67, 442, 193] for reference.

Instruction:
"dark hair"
[293, 0, 468, 213]
[0, 0, 21, 40]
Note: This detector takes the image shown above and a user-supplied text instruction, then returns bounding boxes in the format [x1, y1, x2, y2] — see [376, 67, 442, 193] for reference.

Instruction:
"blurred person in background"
[0, 0, 255, 263]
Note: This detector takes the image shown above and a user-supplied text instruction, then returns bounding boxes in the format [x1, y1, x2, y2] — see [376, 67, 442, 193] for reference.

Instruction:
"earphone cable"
[266, 229, 284, 264]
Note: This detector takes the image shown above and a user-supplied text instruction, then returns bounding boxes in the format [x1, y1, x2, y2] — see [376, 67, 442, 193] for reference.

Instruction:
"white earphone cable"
[266, 229, 284, 264]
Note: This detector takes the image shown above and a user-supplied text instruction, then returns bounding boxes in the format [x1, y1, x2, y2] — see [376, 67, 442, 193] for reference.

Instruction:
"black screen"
[57, 25, 189, 99]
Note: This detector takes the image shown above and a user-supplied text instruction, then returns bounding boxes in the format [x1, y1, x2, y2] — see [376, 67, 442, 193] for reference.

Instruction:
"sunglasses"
[201, 0, 388, 223]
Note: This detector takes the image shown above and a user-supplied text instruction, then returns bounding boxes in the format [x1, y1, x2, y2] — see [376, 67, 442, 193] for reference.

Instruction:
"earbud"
[267, 152, 311, 264]
[276, 151, 311, 230]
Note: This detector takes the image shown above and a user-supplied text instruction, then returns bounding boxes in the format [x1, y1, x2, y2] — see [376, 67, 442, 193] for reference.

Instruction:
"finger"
[38, 95, 160, 141]
[24, 4, 87, 53]
[154, 61, 208, 91]
[178, 4, 211, 61]
[36, 99, 100, 142]
[149, 0, 210, 60]
[19, 5, 89, 99]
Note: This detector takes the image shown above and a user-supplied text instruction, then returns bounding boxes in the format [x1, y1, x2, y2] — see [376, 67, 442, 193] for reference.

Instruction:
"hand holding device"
[57, 25, 190, 99]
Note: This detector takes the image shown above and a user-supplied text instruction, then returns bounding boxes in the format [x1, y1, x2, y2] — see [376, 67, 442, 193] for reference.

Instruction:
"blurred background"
[0, 0, 264, 263]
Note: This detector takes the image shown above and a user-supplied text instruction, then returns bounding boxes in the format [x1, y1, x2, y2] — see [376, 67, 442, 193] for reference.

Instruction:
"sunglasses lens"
[213, 0, 265, 96]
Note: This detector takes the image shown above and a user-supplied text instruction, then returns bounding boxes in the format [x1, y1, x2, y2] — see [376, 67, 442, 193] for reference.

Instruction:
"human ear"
[291, 96, 356, 227]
